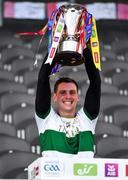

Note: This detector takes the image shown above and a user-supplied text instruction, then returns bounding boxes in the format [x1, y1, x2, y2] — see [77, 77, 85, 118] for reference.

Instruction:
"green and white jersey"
[35, 107, 98, 158]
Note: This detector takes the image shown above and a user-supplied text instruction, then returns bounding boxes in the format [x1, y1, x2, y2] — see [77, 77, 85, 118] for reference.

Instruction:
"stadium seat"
[113, 107, 128, 129]
[0, 135, 31, 155]
[101, 83, 119, 94]
[0, 81, 27, 97]
[96, 136, 128, 158]
[12, 106, 35, 129]
[0, 69, 14, 81]
[125, 52, 128, 61]
[112, 72, 128, 90]
[0, 112, 3, 122]
[100, 49, 116, 60]
[11, 57, 34, 75]
[100, 94, 128, 114]
[14, 171, 28, 179]
[22, 69, 39, 89]
[95, 121, 123, 143]
[79, 84, 88, 96]
[0, 122, 16, 137]
[111, 31, 128, 42]
[0, 92, 35, 113]
[0, 36, 23, 51]
[25, 122, 39, 145]
[114, 153, 128, 159]
[102, 61, 128, 77]
[0, 29, 14, 38]
[112, 38, 128, 54]
[99, 31, 127, 46]
[1, 46, 35, 65]
[0, 151, 39, 178]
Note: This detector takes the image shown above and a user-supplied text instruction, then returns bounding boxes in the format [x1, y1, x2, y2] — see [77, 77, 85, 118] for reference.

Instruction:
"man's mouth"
[63, 101, 72, 105]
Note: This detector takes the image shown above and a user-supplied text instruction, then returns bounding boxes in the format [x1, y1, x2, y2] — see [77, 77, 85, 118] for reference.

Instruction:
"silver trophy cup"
[53, 4, 87, 66]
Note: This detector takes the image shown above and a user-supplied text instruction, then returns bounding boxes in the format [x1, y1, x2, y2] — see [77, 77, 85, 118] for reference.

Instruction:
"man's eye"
[59, 90, 77, 95]
[70, 90, 76, 95]
[59, 90, 66, 95]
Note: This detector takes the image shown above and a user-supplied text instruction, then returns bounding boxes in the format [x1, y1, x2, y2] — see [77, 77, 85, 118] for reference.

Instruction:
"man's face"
[53, 82, 80, 117]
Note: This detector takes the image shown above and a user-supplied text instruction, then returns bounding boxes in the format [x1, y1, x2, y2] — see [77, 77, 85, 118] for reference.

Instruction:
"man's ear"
[77, 94, 80, 102]
[53, 93, 57, 102]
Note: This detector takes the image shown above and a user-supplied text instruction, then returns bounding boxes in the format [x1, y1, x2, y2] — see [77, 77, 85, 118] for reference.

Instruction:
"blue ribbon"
[51, 63, 62, 75]
[48, 10, 57, 52]
[86, 12, 92, 42]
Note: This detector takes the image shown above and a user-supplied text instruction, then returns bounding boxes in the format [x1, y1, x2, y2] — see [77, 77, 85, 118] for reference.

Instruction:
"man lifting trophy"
[31, 3, 101, 159]
[21, 3, 102, 179]
[20, 2, 101, 166]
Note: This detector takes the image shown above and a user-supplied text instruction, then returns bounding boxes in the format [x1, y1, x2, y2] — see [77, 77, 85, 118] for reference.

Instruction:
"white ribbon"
[45, 13, 65, 65]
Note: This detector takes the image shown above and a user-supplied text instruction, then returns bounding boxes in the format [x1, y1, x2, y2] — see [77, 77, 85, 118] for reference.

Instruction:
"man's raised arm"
[35, 55, 52, 118]
[83, 48, 101, 119]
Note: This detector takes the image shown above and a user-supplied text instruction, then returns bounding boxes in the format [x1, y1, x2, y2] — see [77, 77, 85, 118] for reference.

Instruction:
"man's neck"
[58, 110, 76, 118]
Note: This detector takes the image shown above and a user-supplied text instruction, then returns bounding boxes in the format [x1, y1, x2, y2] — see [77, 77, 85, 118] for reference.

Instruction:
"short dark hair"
[54, 77, 79, 93]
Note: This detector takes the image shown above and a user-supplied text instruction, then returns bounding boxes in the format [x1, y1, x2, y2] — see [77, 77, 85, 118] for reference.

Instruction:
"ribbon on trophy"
[47, 9, 58, 52]
[18, 23, 48, 36]
[47, 9, 63, 74]
[89, 16, 101, 70]
[45, 13, 65, 65]
[76, 11, 86, 53]
[45, 8, 65, 74]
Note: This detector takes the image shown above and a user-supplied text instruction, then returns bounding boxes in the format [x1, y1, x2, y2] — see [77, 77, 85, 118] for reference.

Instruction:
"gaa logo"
[44, 164, 60, 172]
[43, 161, 62, 177]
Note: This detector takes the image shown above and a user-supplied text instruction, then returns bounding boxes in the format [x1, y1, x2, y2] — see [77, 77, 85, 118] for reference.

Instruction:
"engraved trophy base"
[54, 51, 84, 66]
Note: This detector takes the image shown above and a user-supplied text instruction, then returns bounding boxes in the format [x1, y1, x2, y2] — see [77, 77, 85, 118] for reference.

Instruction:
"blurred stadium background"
[0, 0, 128, 179]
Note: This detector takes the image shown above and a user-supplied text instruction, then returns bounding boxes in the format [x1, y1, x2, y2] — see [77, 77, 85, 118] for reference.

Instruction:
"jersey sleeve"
[35, 55, 52, 118]
[83, 48, 101, 120]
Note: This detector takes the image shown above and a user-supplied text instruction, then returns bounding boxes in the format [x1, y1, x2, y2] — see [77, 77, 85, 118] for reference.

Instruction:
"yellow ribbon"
[90, 16, 101, 71]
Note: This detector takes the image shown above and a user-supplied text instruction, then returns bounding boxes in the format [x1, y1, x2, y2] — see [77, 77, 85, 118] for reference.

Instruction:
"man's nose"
[65, 91, 71, 97]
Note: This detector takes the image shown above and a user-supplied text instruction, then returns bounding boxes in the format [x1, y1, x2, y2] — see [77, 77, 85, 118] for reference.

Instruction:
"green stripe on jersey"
[39, 130, 94, 154]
